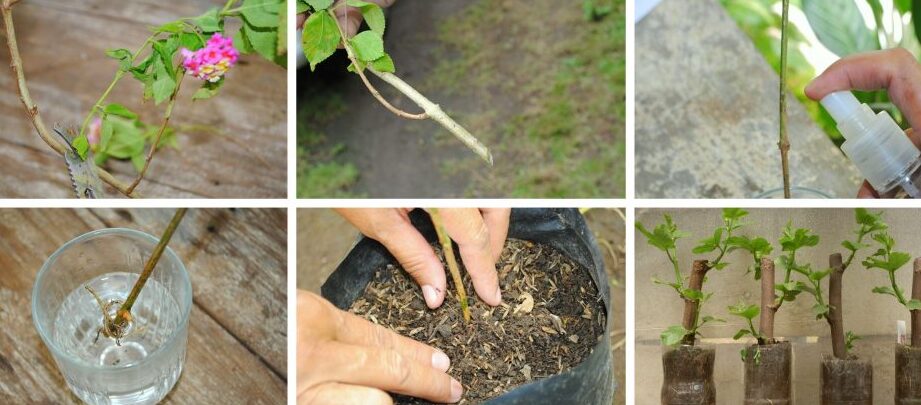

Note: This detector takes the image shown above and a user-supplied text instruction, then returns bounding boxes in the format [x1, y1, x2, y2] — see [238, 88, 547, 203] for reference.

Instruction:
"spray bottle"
[821, 91, 921, 198]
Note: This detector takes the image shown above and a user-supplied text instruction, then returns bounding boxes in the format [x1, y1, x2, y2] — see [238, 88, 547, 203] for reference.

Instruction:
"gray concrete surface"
[636, 208, 921, 403]
[635, 0, 861, 198]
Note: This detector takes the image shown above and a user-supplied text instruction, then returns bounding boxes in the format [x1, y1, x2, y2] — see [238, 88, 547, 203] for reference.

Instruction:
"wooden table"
[0, 0, 286, 198]
[0, 208, 287, 403]
[635, 0, 861, 198]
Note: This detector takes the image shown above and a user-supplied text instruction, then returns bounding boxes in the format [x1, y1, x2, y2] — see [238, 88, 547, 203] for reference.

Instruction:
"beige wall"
[635, 208, 920, 404]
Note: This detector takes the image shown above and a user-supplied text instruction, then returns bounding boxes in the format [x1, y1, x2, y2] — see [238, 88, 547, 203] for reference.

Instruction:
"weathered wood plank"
[0, 208, 286, 403]
[0, 0, 286, 198]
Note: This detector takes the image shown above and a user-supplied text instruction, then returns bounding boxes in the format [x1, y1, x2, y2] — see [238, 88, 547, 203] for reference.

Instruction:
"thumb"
[375, 222, 447, 309]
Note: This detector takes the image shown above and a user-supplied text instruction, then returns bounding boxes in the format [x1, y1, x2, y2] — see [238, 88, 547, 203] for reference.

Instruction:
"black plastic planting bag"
[322, 208, 615, 405]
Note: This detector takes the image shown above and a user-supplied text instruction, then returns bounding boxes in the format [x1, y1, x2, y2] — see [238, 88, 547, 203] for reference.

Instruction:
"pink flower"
[180, 33, 239, 82]
[88, 117, 102, 148]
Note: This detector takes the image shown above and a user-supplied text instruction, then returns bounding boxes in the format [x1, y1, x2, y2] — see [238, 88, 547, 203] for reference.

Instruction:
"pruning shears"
[53, 125, 105, 199]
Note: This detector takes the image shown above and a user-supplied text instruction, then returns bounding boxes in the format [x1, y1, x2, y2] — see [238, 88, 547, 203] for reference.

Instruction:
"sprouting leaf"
[105, 48, 133, 71]
[347, 0, 386, 34]
[812, 303, 830, 319]
[651, 277, 681, 291]
[855, 208, 887, 232]
[722, 208, 748, 222]
[681, 288, 704, 301]
[779, 223, 820, 252]
[349, 30, 385, 62]
[700, 315, 724, 325]
[863, 251, 911, 272]
[103, 103, 138, 119]
[733, 329, 753, 340]
[660, 325, 689, 346]
[845, 331, 862, 352]
[636, 215, 687, 252]
[809, 269, 831, 281]
[729, 302, 760, 320]
[303, 11, 341, 70]
[692, 227, 722, 254]
[871, 286, 897, 297]
[306, 0, 334, 10]
[908, 299, 921, 311]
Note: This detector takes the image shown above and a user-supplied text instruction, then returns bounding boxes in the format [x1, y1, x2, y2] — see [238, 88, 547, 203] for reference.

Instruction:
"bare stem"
[912, 258, 921, 348]
[760, 257, 776, 343]
[778, 0, 791, 199]
[329, 10, 493, 165]
[430, 208, 471, 323]
[126, 74, 185, 195]
[1, 1, 136, 197]
[111, 208, 188, 329]
[827, 253, 846, 359]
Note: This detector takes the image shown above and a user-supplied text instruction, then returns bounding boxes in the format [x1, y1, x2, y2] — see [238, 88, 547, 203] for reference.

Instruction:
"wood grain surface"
[0, 208, 287, 404]
[0, 0, 286, 198]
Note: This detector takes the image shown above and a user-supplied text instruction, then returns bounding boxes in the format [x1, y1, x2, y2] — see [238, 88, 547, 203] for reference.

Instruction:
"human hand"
[297, 0, 395, 37]
[334, 208, 510, 309]
[297, 290, 462, 404]
[805, 48, 921, 198]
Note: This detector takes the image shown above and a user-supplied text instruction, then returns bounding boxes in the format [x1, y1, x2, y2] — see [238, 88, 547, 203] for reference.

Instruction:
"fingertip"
[421, 284, 445, 309]
[449, 379, 463, 403]
[431, 350, 450, 372]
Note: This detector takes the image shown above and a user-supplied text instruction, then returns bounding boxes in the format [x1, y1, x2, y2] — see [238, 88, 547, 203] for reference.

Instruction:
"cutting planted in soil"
[349, 239, 606, 404]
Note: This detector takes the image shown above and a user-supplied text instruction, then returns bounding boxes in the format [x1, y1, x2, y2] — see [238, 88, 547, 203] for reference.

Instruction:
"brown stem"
[779, 0, 791, 199]
[1, 1, 136, 198]
[912, 258, 921, 348]
[760, 257, 776, 343]
[111, 208, 188, 328]
[827, 253, 846, 359]
[125, 74, 185, 195]
[681, 260, 710, 345]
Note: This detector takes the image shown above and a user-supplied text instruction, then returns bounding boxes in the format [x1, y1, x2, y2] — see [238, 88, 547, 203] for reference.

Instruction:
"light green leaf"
[370, 54, 395, 73]
[241, 0, 282, 28]
[728, 302, 760, 320]
[302, 11, 341, 70]
[908, 299, 921, 311]
[306, 0, 334, 10]
[803, 0, 880, 57]
[103, 103, 137, 119]
[193, 79, 225, 100]
[349, 30, 385, 62]
[105, 49, 133, 71]
[347, 0, 386, 35]
[193, 8, 222, 33]
[733, 329, 753, 340]
[72, 135, 89, 161]
[661, 325, 689, 346]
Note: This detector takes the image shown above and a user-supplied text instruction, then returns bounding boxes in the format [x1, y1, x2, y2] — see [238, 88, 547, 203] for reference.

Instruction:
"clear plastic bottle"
[821, 91, 921, 198]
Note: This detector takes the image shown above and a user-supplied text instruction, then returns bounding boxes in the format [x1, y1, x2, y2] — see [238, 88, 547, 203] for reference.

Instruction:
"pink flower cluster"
[181, 33, 239, 82]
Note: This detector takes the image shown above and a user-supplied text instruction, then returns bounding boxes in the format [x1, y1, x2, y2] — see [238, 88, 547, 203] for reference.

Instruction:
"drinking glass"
[32, 228, 192, 405]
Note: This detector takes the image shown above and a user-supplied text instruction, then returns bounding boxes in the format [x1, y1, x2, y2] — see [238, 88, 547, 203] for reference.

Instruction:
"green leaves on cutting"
[106, 49, 133, 71]
[845, 331, 861, 352]
[234, 0, 286, 66]
[729, 302, 760, 321]
[779, 222, 819, 252]
[727, 235, 773, 279]
[302, 11, 340, 70]
[302, 0, 396, 73]
[349, 30, 385, 62]
[692, 227, 723, 254]
[347, 0, 386, 35]
[636, 215, 686, 253]
[660, 325, 690, 347]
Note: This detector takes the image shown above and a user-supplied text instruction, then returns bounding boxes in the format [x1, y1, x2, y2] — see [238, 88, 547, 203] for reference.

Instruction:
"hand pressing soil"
[349, 239, 606, 404]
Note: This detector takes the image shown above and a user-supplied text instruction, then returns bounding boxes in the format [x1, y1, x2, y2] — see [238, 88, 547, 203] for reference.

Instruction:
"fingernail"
[422, 285, 438, 308]
[432, 350, 450, 372]
[493, 285, 502, 305]
[450, 378, 463, 403]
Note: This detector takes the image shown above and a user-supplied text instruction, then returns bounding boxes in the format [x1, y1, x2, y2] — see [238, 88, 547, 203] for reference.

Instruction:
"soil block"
[321, 208, 613, 405]
[743, 341, 792, 405]
[661, 344, 716, 405]
[896, 344, 921, 404]
[821, 355, 872, 405]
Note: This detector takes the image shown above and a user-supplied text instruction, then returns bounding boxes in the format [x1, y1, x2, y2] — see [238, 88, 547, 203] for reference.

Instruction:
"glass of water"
[32, 228, 192, 405]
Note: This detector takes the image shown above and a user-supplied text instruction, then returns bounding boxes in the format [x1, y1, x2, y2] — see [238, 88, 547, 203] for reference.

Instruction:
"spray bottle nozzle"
[820, 91, 862, 128]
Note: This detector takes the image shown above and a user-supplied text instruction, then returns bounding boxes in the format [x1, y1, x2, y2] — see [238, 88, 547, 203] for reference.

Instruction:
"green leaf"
[872, 286, 897, 297]
[733, 329, 753, 340]
[347, 0, 386, 35]
[241, 0, 282, 28]
[803, 0, 880, 57]
[809, 269, 831, 281]
[864, 251, 911, 272]
[306, 0, 334, 10]
[297, 0, 311, 13]
[302, 11, 341, 71]
[722, 208, 748, 222]
[99, 116, 145, 159]
[72, 135, 89, 161]
[681, 288, 704, 301]
[349, 30, 385, 62]
[179, 32, 205, 51]
[242, 20, 280, 63]
[151, 20, 184, 34]
[728, 302, 760, 320]
[779, 223, 819, 252]
[103, 103, 137, 119]
[661, 325, 689, 347]
[692, 227, 722, 254]
[812, 303, 830, 319]
[193, 8, 222, 33]
[105, 48, 133, 71]
[651, 277, 681, 291]
[370, 54, 395, 73]
[152, 60, 176, 105]
[636, 215, 686, 252]
[913, 0, 921, 46]
[908, 299, 921, 311]
[845, 331, 862, 352]
[193, 79, 225, 100]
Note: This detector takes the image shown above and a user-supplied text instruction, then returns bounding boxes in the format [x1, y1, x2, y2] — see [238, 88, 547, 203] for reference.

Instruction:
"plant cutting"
[323, 208, 613, 404]
[861, 220, 921, 403]
[636, 208, 750, 405]
[1, 0, 286, 198]
[298, 0, 493, 165]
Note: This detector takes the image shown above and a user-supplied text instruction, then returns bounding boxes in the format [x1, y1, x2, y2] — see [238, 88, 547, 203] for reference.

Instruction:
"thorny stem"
[430, 208, 471, 323]
[126, 73, 185, 194]
[107, 208, 188, 335]
[1, 1, 137, 197]
[328, 8, 494, 165]
[778, 0, 791, 199]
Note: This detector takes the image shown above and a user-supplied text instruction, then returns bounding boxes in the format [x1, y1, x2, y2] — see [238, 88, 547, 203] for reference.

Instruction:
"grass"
[295, 86, 362, 198]
[428, 0, 626, 197]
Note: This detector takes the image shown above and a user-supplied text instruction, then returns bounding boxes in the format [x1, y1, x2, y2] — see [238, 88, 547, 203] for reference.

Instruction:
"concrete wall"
[636, 208, 921, 404]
